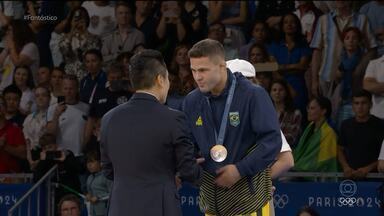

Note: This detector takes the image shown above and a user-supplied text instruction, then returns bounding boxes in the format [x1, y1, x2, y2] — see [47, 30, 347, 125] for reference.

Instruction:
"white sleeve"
[280, 130, 291, 152]
[364, 60, 377, 79]
[379, 139, 384, 160]
[46, 104, 57, 123]
[20, 43, 39, 62]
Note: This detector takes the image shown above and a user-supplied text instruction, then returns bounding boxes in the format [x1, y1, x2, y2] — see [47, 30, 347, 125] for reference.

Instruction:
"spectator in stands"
[85, 62, 132, 145]
[81, 1, 115, 37]
[116, 52, 134, 82]
[335, 27, 365, 129]
[310, 1, 377, 98]
[254, 1, 295, 30]
[134, 1, 158, 49]
[37, 66, 51, 89]
[85, 117, 101, 156]
[49, 67, 65, 105]
[0, 1, 24, 51]
[12, 65, 35, 115]
[46, 74, 89, 157]
[26, 1, 65, 68]
[0, 20, 39, 92]
[58, 7, 101, 81]
[270, 79, 302, 146]
[167, 44, 195, 110]
[58, 194, 82, 216]
[207, 22, 239, 60]
[34, 133, 81, 207]
[2, 84, 26, 127]
[23, 86, 51, 170]
[338, 90, 384, 179]
[293, 1, 323, 43]
[0, 96, 26, 174]
[208, 1, 247, 49]
[132, 43, 146, 54]
[363, 54, 384, 119]
[50, 1, 82, 67]
[183, 1, 208, 44]
[102, 2, 145, 64]
[268, 13, 311, 115]
[293, 97, 338, 172]
[359, 0, 384, 56]
[239, 20, 270, 60]
[79, 49, 107, 104]
[85, 151, 112, 216]
[296, 206, 320, 216]
[248, 43, 274, 92]
[155, 1, 191, 63]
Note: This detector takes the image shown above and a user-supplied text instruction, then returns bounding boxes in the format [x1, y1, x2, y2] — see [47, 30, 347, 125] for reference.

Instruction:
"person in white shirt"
[46, 74, 89, 157]
[81, 1, 116, 37]
[363, 55, 384, 119]
[378, 139, 384, 172]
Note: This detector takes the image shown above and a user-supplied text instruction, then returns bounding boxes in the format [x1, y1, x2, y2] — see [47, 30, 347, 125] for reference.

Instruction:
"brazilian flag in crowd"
[293, 121, 338, 172]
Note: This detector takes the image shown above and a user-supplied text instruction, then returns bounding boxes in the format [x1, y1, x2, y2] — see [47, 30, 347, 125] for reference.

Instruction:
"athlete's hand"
[215, 164, 241, 188]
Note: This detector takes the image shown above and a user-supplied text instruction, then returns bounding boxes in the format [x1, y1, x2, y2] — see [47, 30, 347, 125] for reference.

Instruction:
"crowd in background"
[0, 1, 384, 215]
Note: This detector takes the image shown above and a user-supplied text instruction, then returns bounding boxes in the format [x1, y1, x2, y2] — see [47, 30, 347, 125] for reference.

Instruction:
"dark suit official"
[100, 50, 202, 216]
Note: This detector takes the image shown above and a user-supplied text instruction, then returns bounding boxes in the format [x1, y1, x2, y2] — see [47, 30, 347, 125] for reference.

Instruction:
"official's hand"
[215, 164, 241, 188]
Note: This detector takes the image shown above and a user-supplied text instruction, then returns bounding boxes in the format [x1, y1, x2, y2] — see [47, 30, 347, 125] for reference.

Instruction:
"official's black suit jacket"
[100, 92, 201, 216]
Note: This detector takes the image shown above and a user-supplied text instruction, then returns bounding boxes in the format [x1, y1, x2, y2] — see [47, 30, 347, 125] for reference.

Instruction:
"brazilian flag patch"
[229, 112, 240, 127]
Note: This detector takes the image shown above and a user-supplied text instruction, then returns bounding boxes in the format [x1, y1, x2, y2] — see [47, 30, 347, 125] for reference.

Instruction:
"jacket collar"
[131, 92, 159, 103]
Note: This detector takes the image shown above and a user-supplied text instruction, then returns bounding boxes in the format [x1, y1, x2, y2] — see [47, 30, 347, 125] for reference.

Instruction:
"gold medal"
[210, 145, 227, 162]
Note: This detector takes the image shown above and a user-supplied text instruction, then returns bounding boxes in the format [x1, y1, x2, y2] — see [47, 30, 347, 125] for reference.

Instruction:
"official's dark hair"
[129, 49, 167, 90]
[84, 49, 103, 62]
[188, 39, 225, 63]
[352, 89, 372, 101]
[3, 84, 22, 99]
[312, 96, 332, 119]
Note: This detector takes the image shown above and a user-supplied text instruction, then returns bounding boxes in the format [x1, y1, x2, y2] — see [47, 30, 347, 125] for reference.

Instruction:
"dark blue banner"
[0, 183, 49, 216]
